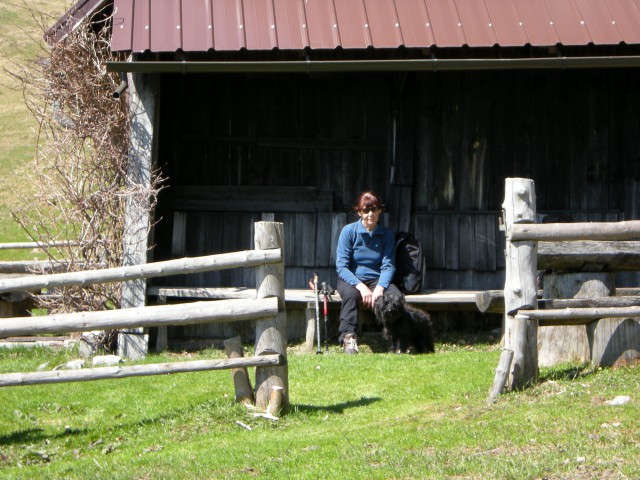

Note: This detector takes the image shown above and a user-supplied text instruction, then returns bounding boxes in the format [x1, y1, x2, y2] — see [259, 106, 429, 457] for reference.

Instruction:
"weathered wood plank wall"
[153, 68, 640, 302]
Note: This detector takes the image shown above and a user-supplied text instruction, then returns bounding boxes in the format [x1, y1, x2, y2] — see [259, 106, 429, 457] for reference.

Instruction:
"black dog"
[374, 291, 435, 354]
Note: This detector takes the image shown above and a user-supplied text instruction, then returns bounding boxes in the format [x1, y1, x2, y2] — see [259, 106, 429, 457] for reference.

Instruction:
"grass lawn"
[0, 337, 638, 479]
[0, 1, 69, 258]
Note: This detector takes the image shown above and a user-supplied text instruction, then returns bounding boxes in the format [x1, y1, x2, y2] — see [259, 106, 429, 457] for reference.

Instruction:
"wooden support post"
[502, 178, 539, 389]
[224, 336, 255, 404]
[488, 349, 514, 404]
[253, 222, 289, 413]
[305, 302, 316, 353]
[119, 72, 158, 360]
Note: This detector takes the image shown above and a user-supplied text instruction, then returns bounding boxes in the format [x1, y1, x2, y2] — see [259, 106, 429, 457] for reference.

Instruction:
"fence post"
[253, 222, 289, 413]
[502, 178, 539, 389]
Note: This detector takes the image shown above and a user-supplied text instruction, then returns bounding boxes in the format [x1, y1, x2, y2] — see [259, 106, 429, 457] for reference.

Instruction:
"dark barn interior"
[152, 67, 640, 298]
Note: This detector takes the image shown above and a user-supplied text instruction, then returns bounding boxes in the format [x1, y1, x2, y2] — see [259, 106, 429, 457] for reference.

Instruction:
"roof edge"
[44, 0, 111, 46]
[106, 56, 640, 74]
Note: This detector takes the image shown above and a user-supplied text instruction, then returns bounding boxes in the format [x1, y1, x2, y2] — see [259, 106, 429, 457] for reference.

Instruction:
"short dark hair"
[353, 191, 384, 212]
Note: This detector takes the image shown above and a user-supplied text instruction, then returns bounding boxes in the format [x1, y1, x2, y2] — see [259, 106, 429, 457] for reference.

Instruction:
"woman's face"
[358, 205, 381, 231]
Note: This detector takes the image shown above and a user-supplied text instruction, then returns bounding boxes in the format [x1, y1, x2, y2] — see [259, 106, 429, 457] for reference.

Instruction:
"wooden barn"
[47, 0, 640, 346]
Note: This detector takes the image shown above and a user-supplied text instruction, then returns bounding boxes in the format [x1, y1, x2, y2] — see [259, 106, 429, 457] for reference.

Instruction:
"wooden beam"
[0, 250, 282, 294]
[0, 354, 282, 387]
[170, 186, 333, 213]
[538, 241, 640, 271]
[510, 220, 640, 242]
[0, 297, 278, 337]
[520, 305, 640, 325]
[539, 296, 640, 309]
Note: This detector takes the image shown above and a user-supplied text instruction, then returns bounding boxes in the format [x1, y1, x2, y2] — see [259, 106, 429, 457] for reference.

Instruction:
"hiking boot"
[343, 334, 359, 354]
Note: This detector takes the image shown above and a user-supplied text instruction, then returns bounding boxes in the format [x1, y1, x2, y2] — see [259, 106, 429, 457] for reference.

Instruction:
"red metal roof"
[105, 0, 640, 53]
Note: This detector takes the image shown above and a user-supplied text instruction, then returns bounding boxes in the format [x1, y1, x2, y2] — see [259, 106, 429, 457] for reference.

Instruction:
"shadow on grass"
[0, 426, 91, 446]
[293, 395, 381, 414]
[538, 362, 594, 382]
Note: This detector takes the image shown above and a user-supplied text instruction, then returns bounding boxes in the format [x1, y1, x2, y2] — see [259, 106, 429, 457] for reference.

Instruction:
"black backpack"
[392, 231, 424, 294]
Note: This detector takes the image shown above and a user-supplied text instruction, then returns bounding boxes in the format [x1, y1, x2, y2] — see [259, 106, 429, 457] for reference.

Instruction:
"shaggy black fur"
[374, 291, 435, 354]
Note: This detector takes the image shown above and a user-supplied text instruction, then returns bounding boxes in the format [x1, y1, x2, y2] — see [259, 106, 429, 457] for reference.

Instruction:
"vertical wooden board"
[588, 72, 610, 210]
[458, 214, 475, 269]
[298, 213, 317, 267]
[388, 186, 411, 233]
[607, 71, 625, 211]
[171, 211, 187, 257]
[567, 72, 589, 210]
[432, 215, 447, 269]
[300, 149, 323, 188]
[474, 213, 497, 271]
[315, 212, 332, 266]
[513, 70, 533, 183]
[329, 213, 347, 266]
[281, 213, 296, 267]
[433, 73, 462, 211]
[412, 75, 434, 210]
[458, 71, 488, 211]
[392, 134, 415, 187]
[444, 214, 459, 270]
[413, 214, 435, 270]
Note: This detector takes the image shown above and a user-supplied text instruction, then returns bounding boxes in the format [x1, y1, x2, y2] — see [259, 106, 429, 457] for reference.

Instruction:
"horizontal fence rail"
[0, 298, 278, 337]
[0, 354, 283, 387]
[509, 220, 640, 242]
[0, 241, 79, 250]
[0, 249, 282, 294]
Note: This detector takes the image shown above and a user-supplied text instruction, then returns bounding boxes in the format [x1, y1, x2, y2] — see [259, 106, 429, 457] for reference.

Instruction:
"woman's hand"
[372, 285, 385, 306]
[356, 283, 385, 309]
[356, 283, 374, 308]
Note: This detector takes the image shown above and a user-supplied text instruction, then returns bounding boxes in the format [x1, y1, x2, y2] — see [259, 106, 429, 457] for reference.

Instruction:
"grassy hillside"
[0, 1, 69, 257]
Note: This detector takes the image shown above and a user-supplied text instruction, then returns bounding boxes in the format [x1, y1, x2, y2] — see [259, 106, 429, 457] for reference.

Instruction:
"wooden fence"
[0, 222, 288, 413]
[490, 178, 640, 401]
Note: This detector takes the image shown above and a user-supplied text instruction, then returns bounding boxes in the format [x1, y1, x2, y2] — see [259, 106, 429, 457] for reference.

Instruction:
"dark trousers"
[336, 278, 402, 344]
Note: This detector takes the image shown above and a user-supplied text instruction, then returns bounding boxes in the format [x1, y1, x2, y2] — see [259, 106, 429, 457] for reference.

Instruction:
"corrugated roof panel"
[544, 0, 591, 46]
[272, 0, 309, 49]
[211, 0, 245, 50]
[333, 0, 371, 48]
[305, 0, 341, 49]
[424, 0, 467, 47]
[363, 0, 403, 48]
[512, 0, 559, 46]
[484, 0, 529, 47]
[607, 0, 640, 44]
[455, 0, 497, 46]
[394, 0, 435, 47]
[111, 0, 134, 51]
[243, 0, 278, 50]
[131, 0, 151, 52]
[181, 0, 214, 51]
[106, 0, 640, 53]
[574, 0, 620, 45]
[150, 0, 182, 52]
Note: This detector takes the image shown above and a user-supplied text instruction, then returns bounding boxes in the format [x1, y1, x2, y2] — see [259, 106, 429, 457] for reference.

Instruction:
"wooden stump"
[538, 272, 614, 367]
[590, 317, 640, 367]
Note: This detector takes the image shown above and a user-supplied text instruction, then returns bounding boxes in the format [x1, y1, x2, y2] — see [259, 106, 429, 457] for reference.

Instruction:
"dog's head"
[374, 291, 404, 324]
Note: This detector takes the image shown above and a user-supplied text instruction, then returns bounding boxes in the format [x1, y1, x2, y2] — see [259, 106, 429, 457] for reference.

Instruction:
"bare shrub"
[10, 9, 162, 324]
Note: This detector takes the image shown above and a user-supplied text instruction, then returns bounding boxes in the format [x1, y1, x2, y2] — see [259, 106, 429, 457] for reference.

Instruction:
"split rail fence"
[490, 178, 640, 402]
[0, 221, 288, 413]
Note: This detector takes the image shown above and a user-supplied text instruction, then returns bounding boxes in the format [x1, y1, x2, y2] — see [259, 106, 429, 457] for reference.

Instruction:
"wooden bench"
[147, 286, 485, 311]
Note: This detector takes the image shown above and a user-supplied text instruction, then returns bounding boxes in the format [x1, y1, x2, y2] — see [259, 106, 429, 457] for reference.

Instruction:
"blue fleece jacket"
[336, 220, 396, 288]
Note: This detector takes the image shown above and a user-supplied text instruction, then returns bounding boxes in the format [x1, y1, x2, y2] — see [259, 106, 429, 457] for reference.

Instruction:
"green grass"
[0, 339, 638, 479]
[0, 1, 69, 254]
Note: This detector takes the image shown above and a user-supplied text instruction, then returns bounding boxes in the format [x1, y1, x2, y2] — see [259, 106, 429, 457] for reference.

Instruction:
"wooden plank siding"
[152, 68, 640, 303]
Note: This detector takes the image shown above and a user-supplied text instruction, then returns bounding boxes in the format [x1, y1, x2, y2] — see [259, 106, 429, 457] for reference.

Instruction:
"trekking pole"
[321, 282, 334, 352]
[313, 273, 322, 354]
